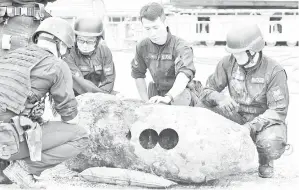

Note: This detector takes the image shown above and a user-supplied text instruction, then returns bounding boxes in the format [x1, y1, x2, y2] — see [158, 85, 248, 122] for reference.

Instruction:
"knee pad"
[256, 137, 287, 160]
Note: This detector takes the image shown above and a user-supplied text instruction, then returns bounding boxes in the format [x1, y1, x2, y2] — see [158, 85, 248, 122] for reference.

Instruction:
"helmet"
[74, 17, 104, 37]
[226, 23, 265, 53]
[32, 17, 75, 48]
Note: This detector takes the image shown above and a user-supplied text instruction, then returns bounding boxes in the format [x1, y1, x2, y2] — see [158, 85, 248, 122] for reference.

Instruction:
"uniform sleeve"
[50, 61, 78, 121]
[131, 45, 147, 79]
[248, 69, 289, 131]
[98, 47, 116, 93]
[64, 50, 103, 95]
[173, 38, 196, 80]
[200, 57, 229, 106]
[63, 51, 82, 76]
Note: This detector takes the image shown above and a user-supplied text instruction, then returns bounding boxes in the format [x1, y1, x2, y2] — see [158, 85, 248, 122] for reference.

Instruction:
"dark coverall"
[0, 45, 88, 178]
[131, 31, 201, 106]
[200, 53, 288, 164]
[64, 43, 116, 95]
[0, 0, 53, 56]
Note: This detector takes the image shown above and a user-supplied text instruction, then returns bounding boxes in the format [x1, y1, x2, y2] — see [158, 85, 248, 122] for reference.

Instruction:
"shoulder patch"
[131, 59, 139, 68]
[271, 86, 284, 101]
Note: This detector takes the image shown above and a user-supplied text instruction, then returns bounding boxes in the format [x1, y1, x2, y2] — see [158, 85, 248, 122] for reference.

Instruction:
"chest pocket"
[94, 64, 103, 75]
[229, 73, 251, 104]
[248, 76, 267, 102]
[79, 65, 92, 76]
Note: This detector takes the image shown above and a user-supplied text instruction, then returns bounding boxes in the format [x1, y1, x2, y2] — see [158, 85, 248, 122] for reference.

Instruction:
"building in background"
[46, 0, 299, 49]
[164, 0, 299, 47]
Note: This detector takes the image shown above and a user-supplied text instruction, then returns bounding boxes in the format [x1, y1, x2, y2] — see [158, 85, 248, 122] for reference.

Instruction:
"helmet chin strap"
[240, 50, 257, 68]
[38, 35, 64, 58]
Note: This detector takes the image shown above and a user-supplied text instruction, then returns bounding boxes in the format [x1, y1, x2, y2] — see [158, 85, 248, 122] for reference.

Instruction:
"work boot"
[3, 160, 45, 189]
[258, 160, 274, 178]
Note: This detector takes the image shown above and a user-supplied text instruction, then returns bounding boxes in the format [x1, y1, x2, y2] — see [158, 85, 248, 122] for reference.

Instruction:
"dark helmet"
[226, 23, 265, 53]
[74, 16, 104, 37]
[32, 17, 75, 48]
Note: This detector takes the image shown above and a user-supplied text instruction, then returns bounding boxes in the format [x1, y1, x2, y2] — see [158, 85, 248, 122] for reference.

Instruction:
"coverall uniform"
[200, 53, 288, 164]
[131, 31, 201, 106]
[64, 43, 116, 95]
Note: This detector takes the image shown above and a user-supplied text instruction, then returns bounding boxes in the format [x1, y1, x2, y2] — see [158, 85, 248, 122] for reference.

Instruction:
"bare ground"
[1, 46, 299, 190]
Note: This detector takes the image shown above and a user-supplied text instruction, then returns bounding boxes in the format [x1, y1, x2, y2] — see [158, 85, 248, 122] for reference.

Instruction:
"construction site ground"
[1, 46, 299, 190]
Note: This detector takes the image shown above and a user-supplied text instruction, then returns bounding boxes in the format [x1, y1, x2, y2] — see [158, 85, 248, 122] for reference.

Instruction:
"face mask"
[233, 51, 257, 68]
[233, 52, 248, 66]
[76, 36, 97, 55]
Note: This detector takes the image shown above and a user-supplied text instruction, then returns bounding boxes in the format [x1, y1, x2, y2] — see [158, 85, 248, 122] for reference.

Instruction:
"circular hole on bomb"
[158, 128, 179, 150]
[139, 129, 159, 149]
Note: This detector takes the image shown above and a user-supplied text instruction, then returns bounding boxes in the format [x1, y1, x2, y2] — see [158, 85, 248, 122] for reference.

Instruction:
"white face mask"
[233, 51, 258, 68]
[76, 36, 97, 55]
[233, 52, 249, 66]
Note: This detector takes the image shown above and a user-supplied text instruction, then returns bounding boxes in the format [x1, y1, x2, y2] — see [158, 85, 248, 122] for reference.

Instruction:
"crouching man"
[0, 17, 89, 188]
[64, 16, 116, 96]
[131, 2, 202, 106]
[200, 23, 288, 178]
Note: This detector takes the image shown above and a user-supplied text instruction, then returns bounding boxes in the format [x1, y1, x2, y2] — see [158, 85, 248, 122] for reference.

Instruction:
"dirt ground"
[1, 46, 299, 190]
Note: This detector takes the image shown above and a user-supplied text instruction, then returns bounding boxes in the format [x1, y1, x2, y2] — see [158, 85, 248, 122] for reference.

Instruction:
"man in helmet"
[0, 17, 89, 188]
[200, 23, 289, 178]
[64, 16, 116, 95]
[0, 0, 55, 56]
[131, 2, 202, 106]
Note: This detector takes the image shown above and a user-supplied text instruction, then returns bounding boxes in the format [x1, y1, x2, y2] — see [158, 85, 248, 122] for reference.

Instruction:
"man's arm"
[246, 69, 289, 132]
[201, 57, 230, 106]
[166, 72, 189, 100]
[166, 39, 195, 99]
[64, 51, 104, 95]
[98, 47, 116, 93]
[50, 61, 78, 122]
[131, 44, 148, 101]
[135, 78, 149, 101]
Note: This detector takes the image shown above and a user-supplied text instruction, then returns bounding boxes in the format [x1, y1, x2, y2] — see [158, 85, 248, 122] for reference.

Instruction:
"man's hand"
[217, 96, 239, 115]
[148, 96, 172, 105]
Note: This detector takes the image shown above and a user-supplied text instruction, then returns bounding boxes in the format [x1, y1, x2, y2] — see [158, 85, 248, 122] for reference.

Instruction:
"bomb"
[63, 93, 257, 183]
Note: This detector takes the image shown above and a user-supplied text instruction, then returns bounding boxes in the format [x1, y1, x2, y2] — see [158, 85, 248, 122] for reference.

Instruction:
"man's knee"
[256, 124, 287, 160]
[172, 89, 192, 106]
[69, 125, 89, 150]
